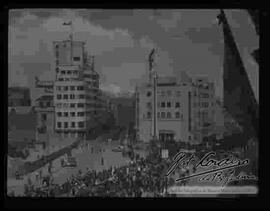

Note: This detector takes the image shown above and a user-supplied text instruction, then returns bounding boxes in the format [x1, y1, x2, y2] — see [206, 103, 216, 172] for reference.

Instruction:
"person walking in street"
[101, 157, 104, 166]
[35, 171, 39, 182]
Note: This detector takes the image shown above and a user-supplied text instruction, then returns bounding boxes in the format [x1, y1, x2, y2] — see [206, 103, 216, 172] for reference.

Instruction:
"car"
[62, 157, 77, 167]
[112, 145, 124, 152]
[15, 171, 23, 180]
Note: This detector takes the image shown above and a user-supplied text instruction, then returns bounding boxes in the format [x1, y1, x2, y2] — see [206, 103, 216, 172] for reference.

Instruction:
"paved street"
[7, 136, 148, 195]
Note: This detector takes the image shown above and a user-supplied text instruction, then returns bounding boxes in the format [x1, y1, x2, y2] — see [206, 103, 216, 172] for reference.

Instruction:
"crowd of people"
[14, 150, 195, 197]
[9, 139, 257, 197]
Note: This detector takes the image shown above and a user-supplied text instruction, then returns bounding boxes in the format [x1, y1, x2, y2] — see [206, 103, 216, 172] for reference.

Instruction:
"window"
[55, 51, 59, 58]
[56, 103, 62, 108]
[70, 94, 75, 99]
[160, 91, 165, 97]
[73, 57, 80, 61]
[64, 86, 68, 91]
[78, 94, 85, 99]
[46, 102, 51, 107]
[41, 114, 47, 121]
[70, 86, 75, 91]
[167, 112, 171, 118]
[77, 86, 84, 91]
[58, 78, 63, 81]
[70, 103, 76, 108]
[57, 95, 62, 99]
[57, 122, 62, 128]
[64, 122, 68, 128]
[71, 122, 75, 128]
[161, 102, 165, 108]
[147, 112, 151, 119]
[39, 102, 44, 107]
[67, 71, 72, 74]
[147, 102, 152, 108]
[63, 94, 68, 100]
[64, 112, 68, 117]
[70, 112, 76, 117]
[175, 102, 180, 108]
[175, 112, 180, 119]
[61, 70, 65, 74]
[167, 102, 171, 108]
[77, 103, 84, 108]
[176, 91, 181, 96]
[55, 44, 59, 49]
[56, 60, 59, 65]
[161, 112, 165, 118]
[57, 86, 61, 91]
[146, 91, 152, 97]
[78, 122, 84, 128]
[78, 112, 85, 117]
[57, 112, 62, 117]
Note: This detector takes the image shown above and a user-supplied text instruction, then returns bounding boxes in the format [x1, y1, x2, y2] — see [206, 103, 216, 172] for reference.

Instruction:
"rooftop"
[8, 106, 34, 114]
[35, 95, 54, 102]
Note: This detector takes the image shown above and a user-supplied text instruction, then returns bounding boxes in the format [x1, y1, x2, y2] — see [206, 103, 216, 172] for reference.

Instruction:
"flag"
[218, 9, 259, 138]
[247, 10, 259, 65]
[247, 9, 259, 36]
[251, 48, 259, 64]
[63, 21, 72, 26]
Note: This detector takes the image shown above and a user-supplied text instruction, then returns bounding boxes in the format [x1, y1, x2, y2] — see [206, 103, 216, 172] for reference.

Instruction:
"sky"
[8, 9, 259, 102]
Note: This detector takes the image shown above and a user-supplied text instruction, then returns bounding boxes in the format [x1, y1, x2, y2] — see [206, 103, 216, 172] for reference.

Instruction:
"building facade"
[8, 87, 31, 107]
[34, 95, 55, 141]
[136, 73, 215, 144]
[111, 96, 135, 130]
[53, 39, 100, 139]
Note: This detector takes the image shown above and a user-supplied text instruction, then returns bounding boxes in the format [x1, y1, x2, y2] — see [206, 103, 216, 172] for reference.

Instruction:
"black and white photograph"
[6, 8, 259, 199]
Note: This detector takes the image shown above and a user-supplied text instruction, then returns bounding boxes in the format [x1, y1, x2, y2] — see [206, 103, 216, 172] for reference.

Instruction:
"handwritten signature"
[166, 151, 257, 187]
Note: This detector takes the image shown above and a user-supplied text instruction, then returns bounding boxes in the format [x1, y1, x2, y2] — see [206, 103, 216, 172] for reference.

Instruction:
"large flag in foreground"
[217, 10, 259, 138]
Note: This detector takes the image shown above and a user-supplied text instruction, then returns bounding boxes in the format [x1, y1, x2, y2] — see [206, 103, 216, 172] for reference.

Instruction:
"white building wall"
[138, 75, 215, 144]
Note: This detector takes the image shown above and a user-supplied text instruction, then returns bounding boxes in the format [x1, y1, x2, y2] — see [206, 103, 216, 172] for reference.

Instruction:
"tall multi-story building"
[53, 38, 100, 139]
[136, 72, 215, 144]
[8, 87, 31, 107]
